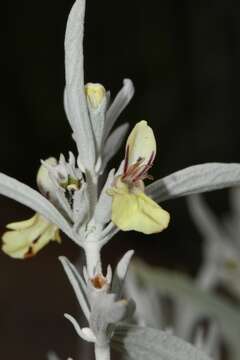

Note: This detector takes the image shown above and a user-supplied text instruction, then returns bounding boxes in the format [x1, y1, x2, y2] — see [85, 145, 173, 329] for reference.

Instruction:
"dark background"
[1, 0, 240, 359]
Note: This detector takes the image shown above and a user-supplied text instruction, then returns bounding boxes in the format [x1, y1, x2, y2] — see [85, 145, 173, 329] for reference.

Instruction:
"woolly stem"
[94, 343, 110, 360]
[84, 241, 102, 277]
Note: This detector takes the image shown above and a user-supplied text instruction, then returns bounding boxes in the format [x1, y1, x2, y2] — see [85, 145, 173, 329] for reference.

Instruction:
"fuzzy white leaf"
[64, 0, 95, 170]
[0, 173, 72, 238]
[147, 163, 240, 203]
[113, 324, 212, 360]
[102, 123, 129, 171]
[94, 169, 115, 225]
[105, 79, 134, 138]
[59, 256, 90, 320]
[112, 250, 134, 297]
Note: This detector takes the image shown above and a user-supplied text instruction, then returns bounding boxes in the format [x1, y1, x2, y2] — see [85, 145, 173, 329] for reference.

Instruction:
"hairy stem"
[84, 241, 102, 277]
[94, 344, 110, 360]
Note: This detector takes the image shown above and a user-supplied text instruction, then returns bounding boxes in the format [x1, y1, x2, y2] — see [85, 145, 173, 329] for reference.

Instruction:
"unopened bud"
[37, 157, 57, 196]
[85, 83, 106, 109]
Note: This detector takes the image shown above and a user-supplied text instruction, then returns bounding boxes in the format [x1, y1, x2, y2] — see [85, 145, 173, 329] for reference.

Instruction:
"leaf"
[94, 169, 115, 225]
[112, 250, 134, 296]
[147, 163, 240, 203]
[102, 123, 129, 171]
[105, 79, 134, 138]
[131, 261, 240, 360]
[0, 173, 72, 238]
[113, 324, 212, 360]
[59, 256, 90, 320]
[64, 0, 95, 170]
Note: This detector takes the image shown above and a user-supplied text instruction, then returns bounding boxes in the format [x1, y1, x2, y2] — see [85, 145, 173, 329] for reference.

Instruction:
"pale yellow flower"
[2, 213, 61, 259]
[2, 159, 61, 259]
[108, 121, 170, 234]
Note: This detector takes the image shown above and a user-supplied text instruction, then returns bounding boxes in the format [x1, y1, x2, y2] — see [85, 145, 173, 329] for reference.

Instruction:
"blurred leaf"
[131, 261, 240, 360]
[113, 324, 212, 360]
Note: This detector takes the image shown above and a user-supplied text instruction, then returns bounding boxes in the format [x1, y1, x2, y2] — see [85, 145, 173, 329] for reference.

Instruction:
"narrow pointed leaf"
[105, 79, 134, 137]
[59, 256, 90, 320]
[112, 250, 134, 296]
[102, 123, 129, 170]
[64, 0, 95, 169]
[147, 163, 240, 203]
[0, 173, 72, 237]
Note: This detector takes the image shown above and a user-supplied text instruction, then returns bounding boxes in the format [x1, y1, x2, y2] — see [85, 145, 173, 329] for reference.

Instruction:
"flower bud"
[37, 157, 57, 196]
[85, 83, 106, 109]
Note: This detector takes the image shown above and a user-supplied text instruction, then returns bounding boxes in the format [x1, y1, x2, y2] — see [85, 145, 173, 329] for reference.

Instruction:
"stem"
[94, 343, 110, 360]
[84, 241, 102, 277]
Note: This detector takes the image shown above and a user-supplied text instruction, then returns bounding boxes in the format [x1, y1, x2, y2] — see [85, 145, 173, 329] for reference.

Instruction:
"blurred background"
[1, 0, 240, 358]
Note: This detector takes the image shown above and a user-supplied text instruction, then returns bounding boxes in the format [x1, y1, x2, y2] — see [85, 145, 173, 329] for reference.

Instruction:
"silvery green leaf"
[112, 250, 134, 297]
[112, 324, 212, 360]
[64, 0, 95, 170]
[59, 256, 90, 320]
[132, 261, 240, 360]
[147, 163, 240, 203]
[99, 222, 119, 246]
[94, 169, 115, 225]
[105, 79, 134, 138]
[102, 123, 129, 171]
[0, 173, 72, 238]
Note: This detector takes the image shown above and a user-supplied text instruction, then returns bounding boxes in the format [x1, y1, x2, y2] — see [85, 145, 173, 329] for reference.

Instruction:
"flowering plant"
[1, 0, 240, 359]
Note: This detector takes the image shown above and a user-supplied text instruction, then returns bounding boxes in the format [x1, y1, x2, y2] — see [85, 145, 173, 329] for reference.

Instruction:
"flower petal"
[111, 190, 170, 234]
[126, 120, 156, 168]
[2, 214, 60, 259]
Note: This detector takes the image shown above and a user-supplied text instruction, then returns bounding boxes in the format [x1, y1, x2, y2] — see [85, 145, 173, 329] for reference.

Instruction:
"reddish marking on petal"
[123, 145, 129, 175]
[24, 247, 34, 259]
[147, 152, 155, 166]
